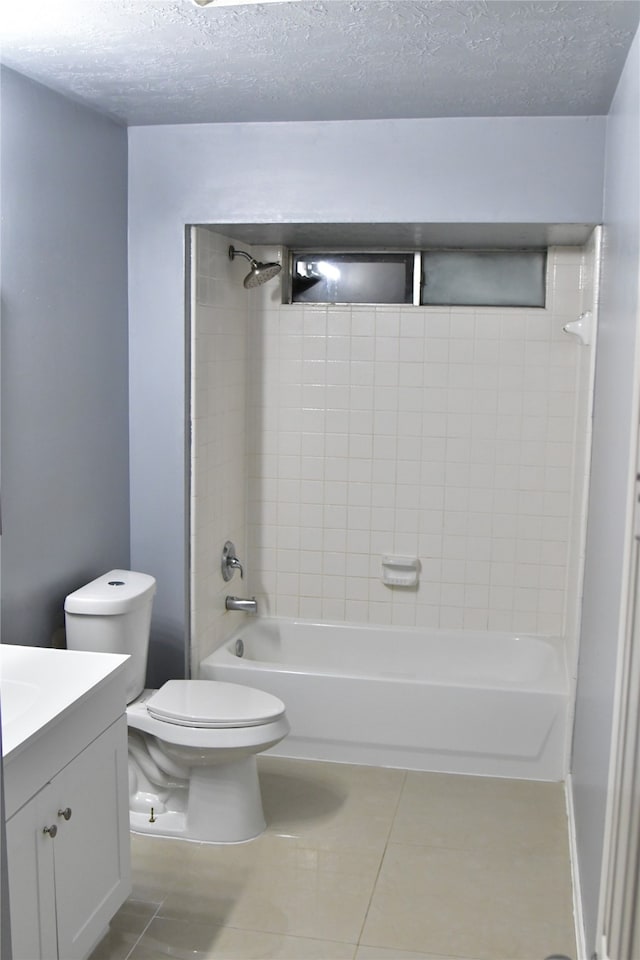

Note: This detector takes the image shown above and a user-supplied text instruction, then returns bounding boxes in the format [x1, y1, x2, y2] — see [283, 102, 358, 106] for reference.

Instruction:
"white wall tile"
[190, 227, 251, 671]
[191, 245, 592, 645]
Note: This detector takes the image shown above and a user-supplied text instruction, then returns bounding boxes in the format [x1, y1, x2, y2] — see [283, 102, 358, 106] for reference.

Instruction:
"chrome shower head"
[229, 246, 282, 288]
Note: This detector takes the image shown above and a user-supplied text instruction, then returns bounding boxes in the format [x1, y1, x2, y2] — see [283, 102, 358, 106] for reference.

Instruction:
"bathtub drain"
[235, 638, 244, 658]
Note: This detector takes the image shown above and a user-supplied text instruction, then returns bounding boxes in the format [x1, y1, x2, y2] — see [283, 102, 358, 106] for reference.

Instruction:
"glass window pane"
[292, 253, 413, 304]
[421, 250, 546, 307]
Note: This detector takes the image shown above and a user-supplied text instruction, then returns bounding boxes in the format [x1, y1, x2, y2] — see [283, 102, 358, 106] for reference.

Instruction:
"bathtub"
[200, 619, 569, 780]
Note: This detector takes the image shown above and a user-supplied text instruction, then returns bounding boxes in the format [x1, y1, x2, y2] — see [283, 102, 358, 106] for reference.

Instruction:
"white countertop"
[0, 644, 129, 759]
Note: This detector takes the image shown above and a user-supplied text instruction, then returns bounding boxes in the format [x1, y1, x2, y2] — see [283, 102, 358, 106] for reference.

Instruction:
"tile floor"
[89, 756, 577, 960]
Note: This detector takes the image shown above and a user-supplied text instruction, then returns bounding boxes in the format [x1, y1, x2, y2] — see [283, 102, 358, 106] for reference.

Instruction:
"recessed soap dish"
[381, 555, 420, 587]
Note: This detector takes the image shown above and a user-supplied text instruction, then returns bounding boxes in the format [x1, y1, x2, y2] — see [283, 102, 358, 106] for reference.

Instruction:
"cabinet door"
[6, 789, 57, 960]
[52, 716, 131, 960]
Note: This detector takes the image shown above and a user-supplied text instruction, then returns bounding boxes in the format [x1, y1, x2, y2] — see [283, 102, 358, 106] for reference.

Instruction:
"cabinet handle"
[58, 807, 72, 821]
[43, 824, 58, 838]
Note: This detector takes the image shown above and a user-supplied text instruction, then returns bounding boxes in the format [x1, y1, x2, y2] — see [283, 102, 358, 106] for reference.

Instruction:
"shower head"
[228, 246, 282, 288]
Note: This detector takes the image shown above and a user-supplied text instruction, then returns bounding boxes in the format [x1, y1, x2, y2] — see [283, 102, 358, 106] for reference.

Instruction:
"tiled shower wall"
[564, 228, 600, 671]
[246, 245, 592, 637]
[191, 234, 595, 669]
[190, 227, 249, 673]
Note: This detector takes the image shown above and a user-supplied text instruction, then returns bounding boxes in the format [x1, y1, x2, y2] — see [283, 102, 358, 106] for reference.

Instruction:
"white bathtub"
[200, 619, 569, 780]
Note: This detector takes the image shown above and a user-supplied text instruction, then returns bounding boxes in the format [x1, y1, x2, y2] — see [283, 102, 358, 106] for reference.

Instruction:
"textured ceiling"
[1, 0, 639, 126]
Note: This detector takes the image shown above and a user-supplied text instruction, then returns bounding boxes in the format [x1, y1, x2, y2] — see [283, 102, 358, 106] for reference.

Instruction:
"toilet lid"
[146, 680, 286, 728]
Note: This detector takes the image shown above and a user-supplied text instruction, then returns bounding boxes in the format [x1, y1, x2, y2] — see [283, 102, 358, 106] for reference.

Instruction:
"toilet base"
[129, 755, 266, 843]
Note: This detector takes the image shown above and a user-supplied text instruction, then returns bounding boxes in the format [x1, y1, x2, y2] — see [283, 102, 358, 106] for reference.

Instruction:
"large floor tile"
[129, 834, 195, 903]
[356, 946, 479, 960]
[360, 841, 576, 960]
[129, 917, 357, 959]
[390, 771, 569, 856]
[259, 756, 406, 852]
[87, 900, 157, 960]
[158, 833, 383, 943]
[123, 761, 576, 960]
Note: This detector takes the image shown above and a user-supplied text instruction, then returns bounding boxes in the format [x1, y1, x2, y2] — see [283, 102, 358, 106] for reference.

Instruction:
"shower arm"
[229, 245, 256, 266]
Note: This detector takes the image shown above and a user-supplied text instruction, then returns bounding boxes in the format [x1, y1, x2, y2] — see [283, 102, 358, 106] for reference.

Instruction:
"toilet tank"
[64, 570, 156, 704]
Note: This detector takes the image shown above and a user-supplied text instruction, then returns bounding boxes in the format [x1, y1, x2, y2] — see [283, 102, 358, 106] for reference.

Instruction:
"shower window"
[290, 252, 415, 304]
[421, 250, 546, 307]
[287, 248, 546, 307]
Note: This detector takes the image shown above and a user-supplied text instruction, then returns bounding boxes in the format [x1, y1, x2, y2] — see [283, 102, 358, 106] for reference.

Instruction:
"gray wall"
[570, 28, 640, 952]
[0, 68, 130, 647]
[128, 116, 606, 683]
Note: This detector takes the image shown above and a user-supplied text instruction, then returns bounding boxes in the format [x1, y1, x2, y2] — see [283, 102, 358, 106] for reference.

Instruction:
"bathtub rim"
[203, 616, 569, 695]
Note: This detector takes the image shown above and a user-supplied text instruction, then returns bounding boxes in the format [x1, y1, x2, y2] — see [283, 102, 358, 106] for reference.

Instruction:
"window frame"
[285, 248, 547, 309]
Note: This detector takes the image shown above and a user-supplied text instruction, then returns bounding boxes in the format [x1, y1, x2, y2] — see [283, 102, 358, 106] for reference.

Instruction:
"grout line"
[123, 900, 164, 960]
[354, 767, 408, 946]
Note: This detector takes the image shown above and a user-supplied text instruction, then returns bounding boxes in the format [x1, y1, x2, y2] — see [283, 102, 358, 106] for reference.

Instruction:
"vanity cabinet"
[7, 716, 130, 960]
[1, 646, 131, 960]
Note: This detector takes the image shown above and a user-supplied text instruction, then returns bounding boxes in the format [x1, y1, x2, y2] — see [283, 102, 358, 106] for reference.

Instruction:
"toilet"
[64, 569, 289, 843]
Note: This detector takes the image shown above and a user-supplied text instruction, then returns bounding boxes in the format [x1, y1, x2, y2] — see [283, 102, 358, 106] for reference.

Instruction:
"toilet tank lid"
[64, 570, 156, 616]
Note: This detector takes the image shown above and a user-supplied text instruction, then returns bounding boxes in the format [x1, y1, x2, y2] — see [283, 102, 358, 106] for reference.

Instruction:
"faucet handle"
[221, 541, 244, 581]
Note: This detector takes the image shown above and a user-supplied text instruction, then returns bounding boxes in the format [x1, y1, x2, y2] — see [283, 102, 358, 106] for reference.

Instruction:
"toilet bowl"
[64, 570, 289, 843]
[125, 681, 288, 842]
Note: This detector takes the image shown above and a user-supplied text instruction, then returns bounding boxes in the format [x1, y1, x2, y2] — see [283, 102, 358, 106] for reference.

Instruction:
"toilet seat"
[146, 679, 286, 728]
[127, 688, 290, 757]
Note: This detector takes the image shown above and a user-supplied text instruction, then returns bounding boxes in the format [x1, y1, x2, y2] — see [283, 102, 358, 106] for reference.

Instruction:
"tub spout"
[225, 596, 258, 615]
